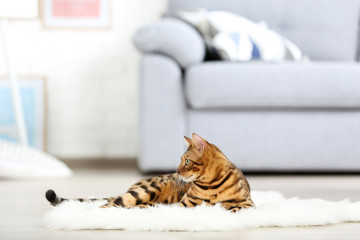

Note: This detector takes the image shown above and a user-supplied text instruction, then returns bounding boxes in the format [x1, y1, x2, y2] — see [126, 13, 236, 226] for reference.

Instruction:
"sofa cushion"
[185, 62, 360, 109]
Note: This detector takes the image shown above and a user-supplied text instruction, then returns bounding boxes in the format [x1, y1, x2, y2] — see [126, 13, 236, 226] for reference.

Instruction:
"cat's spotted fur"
[46, 134, 254, 212]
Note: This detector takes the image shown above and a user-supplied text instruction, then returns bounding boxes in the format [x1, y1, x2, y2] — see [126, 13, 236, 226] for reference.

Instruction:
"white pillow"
[213, 32, 254, 61]
[0, 140, 72, 179]
[177, 10, 306, 62]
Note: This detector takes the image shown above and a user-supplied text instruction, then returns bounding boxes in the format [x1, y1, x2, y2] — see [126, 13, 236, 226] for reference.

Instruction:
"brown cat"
[46, 133, 254, 212]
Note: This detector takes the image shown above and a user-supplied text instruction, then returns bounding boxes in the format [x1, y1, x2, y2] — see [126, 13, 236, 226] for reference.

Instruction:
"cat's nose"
[176, 168, 180, 174]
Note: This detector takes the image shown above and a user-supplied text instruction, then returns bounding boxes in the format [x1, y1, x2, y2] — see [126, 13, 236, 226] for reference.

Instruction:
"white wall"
[0, 0, 168, 159]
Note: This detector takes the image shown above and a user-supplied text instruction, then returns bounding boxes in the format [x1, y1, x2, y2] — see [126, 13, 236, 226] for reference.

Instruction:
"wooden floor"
[1, 165, 360, 240]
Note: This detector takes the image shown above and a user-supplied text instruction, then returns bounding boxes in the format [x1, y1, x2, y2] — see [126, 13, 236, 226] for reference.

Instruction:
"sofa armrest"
[138, 54, 186, 172]
[133, 18, 205, 68]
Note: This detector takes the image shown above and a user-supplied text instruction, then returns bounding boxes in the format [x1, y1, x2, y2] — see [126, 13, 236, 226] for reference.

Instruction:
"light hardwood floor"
[1, 165, 360, 240]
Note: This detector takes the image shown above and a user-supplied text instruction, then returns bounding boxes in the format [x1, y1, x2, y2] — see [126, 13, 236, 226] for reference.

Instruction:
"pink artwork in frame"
[52, 0, 100, 18]
[42, 0, 110, 29]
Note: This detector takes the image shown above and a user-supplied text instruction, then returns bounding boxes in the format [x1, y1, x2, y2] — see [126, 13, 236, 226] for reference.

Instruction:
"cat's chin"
[179, 175, 196, 182]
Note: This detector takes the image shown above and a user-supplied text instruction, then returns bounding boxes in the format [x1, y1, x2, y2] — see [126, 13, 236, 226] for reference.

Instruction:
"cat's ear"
[184, 136, 192, 146]
[192, 133, 206, 151]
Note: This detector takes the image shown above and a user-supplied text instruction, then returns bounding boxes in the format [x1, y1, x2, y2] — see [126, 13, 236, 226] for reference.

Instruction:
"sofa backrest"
[167, 0, 360, 61]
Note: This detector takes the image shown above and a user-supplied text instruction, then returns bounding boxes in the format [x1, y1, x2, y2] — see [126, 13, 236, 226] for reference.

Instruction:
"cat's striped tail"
[45, 189, 106, 206]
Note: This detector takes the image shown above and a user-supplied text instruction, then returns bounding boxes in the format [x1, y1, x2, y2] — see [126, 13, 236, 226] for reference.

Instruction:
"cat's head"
[176, 133, 231, 183]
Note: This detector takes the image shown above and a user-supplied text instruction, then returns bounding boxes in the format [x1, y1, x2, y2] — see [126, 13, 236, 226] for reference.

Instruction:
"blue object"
[0, 84, 39, 148]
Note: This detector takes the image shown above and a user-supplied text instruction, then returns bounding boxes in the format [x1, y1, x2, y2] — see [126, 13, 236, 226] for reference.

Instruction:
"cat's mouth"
[179, 174, 196, 182]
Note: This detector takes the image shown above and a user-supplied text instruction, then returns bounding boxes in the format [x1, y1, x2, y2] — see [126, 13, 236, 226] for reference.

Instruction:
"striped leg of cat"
[221, 200, 255, 213]
[100, 190, 155, 208]
[99, 176, 170, 208]
[178, 193, 204, 207]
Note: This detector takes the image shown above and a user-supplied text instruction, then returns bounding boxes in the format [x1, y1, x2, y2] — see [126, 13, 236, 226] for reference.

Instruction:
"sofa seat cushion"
[185, 62, 360, 109]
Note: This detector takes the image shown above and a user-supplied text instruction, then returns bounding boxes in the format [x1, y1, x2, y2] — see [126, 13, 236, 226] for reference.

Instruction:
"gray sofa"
[134, 0, 360, 172]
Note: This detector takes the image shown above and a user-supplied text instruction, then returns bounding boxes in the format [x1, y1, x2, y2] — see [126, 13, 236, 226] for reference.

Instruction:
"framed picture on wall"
[0, 77, 47, 151]
[41, 0, 111, 29]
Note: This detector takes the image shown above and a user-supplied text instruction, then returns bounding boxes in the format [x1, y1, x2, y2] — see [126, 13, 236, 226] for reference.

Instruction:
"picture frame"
[0, 76, 47, 151]
[41, 0, 111, 29]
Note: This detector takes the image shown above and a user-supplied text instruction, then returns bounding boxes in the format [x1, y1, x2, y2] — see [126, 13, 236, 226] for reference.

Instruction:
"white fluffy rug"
[44, 191, 360, 231]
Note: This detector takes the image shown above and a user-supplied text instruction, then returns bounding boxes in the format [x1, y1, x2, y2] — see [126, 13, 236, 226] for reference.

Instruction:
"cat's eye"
[185, 159, 190, 165]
